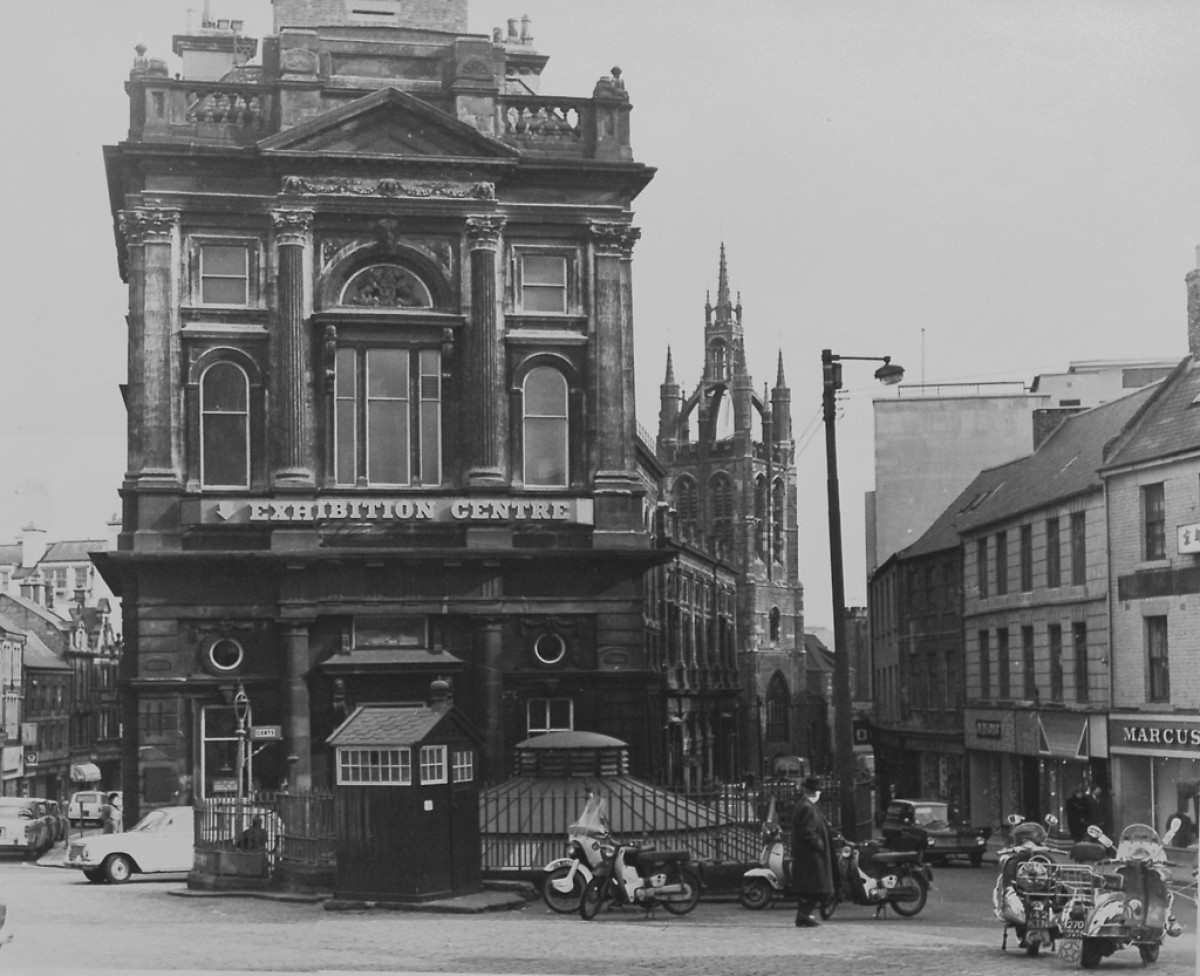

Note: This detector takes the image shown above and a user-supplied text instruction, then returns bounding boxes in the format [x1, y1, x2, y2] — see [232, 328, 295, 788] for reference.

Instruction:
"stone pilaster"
[465, 215, 507, 486]
[271, 209, 316, 488]
[118, 207, 181, 488]
[473, 616, 505, 780]
[280, 621, 313, 792]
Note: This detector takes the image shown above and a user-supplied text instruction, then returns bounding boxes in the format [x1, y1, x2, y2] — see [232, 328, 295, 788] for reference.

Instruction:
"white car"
[66, 805, 194, 884]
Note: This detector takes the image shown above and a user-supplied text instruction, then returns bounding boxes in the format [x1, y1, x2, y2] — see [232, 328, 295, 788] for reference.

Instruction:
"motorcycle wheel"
[1079, 938, 1104, 970]
[738, 878, 774, 911]
[542, 866, 585, 914]
[819, 895, 838, 920]
[1138, 944, 1160, 964]
[887, 873, 929, 917]
[661, 868, 702, 916]
[1024, 940, 1041, 957]
[579, 877, 609, 920]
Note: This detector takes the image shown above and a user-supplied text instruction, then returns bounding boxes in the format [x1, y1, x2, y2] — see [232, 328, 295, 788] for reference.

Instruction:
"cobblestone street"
[2, 855, 1195, 975]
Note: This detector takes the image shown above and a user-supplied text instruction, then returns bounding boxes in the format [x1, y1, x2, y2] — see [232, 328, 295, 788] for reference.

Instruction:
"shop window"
[199, 244, 250, 305]
[1147, 616, 1170, 702]
[527, 698, 573, 735]
[200, 362, 250, 489]
[335, 347, 441, 487]
[1143, 483, 1166, 561]
[337, 747, 411, 785]
[522, 366, 568, 487]
[518, 253, 568, 313]
[419, 745, 447, 785]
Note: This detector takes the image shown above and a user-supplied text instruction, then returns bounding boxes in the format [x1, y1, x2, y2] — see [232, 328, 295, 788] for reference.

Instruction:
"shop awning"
[69, 763, 101, 782]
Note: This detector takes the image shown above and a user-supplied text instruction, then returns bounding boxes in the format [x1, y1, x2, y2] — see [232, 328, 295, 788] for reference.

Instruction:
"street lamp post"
[822, 349, 904, 841]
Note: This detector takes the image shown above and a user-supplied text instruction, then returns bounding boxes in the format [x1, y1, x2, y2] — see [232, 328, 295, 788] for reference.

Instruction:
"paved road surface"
[0, 853, 1195, 975]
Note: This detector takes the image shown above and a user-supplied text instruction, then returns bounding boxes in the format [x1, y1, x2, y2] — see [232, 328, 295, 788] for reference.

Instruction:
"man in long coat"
[790, 776, 835, 926]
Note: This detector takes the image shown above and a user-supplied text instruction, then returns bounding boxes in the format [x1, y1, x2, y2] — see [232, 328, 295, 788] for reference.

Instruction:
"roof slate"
[326, 703, 453, 746]
[955, 384, 1156, 534]
[1101, 357, 1200, 470]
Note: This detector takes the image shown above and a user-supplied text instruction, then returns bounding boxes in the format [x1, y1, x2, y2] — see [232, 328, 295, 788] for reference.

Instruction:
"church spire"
[717, 242, 730, 308]
[775, 350, 788, 389]
[664, 345, 676, 385]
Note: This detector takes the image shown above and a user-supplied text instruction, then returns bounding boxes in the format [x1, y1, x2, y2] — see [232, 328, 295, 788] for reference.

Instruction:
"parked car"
[44, 801, 68, 844]
[0, 798, 55, 856]
[67, 790, 120, 826]
[881, 798, 991, 867]
[769, 755, 811, 784]
[66, 805, 194, 883]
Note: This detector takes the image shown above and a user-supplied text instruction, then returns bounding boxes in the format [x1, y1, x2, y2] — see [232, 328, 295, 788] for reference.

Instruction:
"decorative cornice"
[465, 215, 507, 251]
[589, 221, 640, 258]
[272, 208, 315, 246]
[282, 175, 496, 201]
[118, 208, 179, 246]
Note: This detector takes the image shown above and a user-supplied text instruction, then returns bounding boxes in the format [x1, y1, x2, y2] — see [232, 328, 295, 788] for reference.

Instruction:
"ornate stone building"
[97, 2, 663, 819]
[655, 247, 806, 777]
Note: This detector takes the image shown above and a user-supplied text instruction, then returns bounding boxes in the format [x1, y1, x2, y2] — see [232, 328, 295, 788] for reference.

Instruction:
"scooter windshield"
[569, 795, 611, 840]
[1011, 822, 1047, 846]
[1116, 823, 1165, 862]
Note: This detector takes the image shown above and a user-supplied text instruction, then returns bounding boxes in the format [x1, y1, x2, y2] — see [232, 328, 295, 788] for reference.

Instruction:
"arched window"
[755, 475, 768, 558]
[200, 362, 249, 488]
[769, 607, 781, 643]
[523, 367, 569, 487]
[708, 339, 728, 380]
[765, 671, 790, 743]
[712, 389, 734, 442]
[339, 263, 433, 308]
[772, 477, 786, 563]
[673, 476, 699, 537]
[711, 473, 734, 555]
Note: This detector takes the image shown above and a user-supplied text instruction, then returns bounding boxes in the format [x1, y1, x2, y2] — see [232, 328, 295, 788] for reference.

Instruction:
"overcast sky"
[2, 1, 1197, 627]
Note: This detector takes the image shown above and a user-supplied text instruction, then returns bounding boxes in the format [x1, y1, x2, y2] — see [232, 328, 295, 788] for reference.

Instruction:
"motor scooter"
[578, 797, 702, 920]
[993, 813, 1062, 955]
[541, 794, 610, 913]
[738, 798, 791, 910]
[1056, 823, 1184, 968]
[820, 832, 931, 919]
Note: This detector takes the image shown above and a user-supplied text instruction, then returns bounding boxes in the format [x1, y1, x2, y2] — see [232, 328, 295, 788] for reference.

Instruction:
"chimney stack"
[1187, 245, 1200, 360]
[20, 524, 46, 569]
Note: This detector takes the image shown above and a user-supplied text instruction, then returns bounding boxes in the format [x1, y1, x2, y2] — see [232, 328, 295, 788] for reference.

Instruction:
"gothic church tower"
[656, 247, 806, 774]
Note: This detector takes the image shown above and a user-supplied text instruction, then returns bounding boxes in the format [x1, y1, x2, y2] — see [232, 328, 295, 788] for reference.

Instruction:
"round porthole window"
[533, 633, 567, 666]
[206, 637, 245, 674]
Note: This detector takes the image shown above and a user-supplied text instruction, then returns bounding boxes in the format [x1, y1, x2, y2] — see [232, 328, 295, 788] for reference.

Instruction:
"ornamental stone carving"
[118, 208, 179, 246]
[281, 175, 496, 201]
[588, 221, 640, 258]
[465, 215, 506, 251]
[272, 209, 314, 247]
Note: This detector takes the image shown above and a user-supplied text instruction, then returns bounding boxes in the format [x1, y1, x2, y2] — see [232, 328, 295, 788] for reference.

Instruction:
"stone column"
[465, 216, 507, 486]
[473, 616, 505, 781]
[118, 208, 180, 487]
[280, 621, 313, 792]
[589, 221, 640, 485]
[271, 209, 316, 488]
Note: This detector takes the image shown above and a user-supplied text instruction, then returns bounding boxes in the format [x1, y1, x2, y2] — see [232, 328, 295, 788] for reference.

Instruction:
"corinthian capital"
[465, 215, 506, 251]
[118, 208, 179, 246]
[272, 208, 315, 246]
[589, 221, 641, 258]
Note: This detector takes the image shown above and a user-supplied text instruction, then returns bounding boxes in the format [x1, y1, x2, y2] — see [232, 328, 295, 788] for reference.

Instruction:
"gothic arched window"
[523, 366, 569, 487]
[769, 606, 781, 643]
[755, 475, 768, 558]
[711, 473, 735, 555]
[200, 362, 249, 488]
[708, 339, 728, 380]
[772, 477, 786, 563]
[674, 476, 699, 537]
[765, 671, 790, 743]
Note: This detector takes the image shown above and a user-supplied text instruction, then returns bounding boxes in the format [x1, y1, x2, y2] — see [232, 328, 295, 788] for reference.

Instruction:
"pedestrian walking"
[101, 792, 122, 834]
[790, 776, 835, 927]
[1065, 785, 1093, 842]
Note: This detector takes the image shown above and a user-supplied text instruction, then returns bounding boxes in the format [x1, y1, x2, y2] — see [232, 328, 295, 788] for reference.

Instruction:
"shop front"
[1109, 715, 1200, 843]
[1032, 710, 1108, 838]
[964, 708, 1020, 833]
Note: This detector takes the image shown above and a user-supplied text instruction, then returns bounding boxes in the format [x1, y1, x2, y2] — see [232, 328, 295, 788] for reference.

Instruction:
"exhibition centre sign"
[187, 496, 593, 525]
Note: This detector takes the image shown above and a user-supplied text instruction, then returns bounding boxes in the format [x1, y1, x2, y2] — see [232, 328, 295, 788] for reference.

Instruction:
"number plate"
[1062, 918, 1086, 936]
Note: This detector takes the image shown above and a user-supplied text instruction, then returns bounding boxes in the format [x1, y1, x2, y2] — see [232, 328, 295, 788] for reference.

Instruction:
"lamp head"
[874, 358, 905, 385]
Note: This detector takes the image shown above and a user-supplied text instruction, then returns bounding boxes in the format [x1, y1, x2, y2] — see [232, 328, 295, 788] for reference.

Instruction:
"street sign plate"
[250, 725, 282, 741]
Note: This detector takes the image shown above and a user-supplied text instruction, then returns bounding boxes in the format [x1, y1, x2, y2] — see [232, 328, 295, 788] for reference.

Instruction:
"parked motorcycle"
[578, 797, 702, 919]
[820, 832, 932, 919]
[993, 813, 1062, 955]
[1057, 823, 1184, 968]
[739, 798, 791, 910]
[541, 795, 610, 913]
